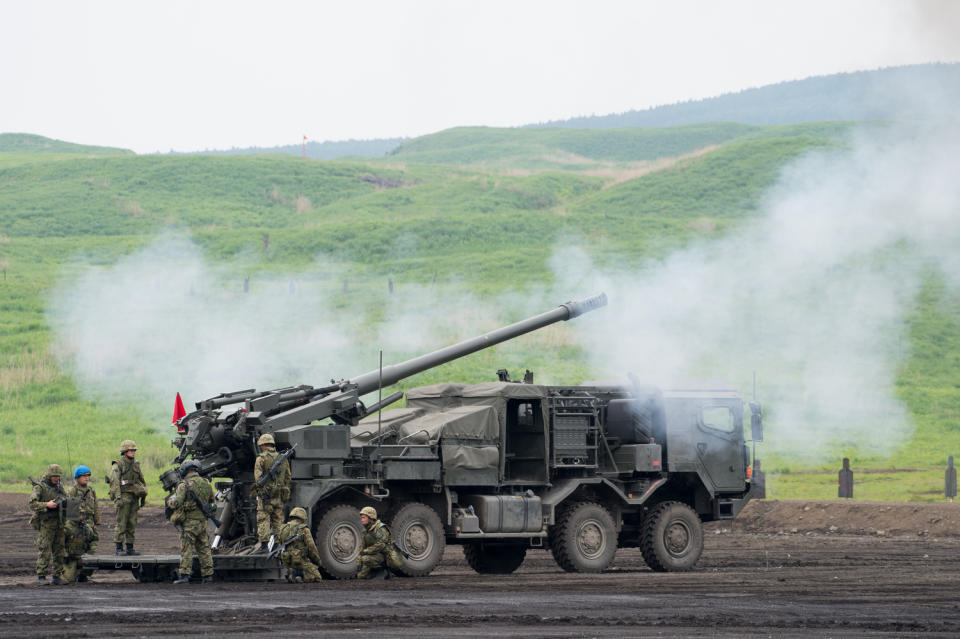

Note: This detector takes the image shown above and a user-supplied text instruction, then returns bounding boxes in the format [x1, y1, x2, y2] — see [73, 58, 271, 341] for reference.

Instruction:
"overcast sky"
[3, 0, 959, 154]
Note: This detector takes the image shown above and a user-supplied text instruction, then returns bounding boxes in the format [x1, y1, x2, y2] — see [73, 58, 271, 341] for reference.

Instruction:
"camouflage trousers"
[65, 520, 98, 556]
[178, 518, 214, 577]
[62, 556, 91, 583]
[63, 520, 97, 582]
[114, 493, 140, 544]
[35, 520, 65, 578]
[356, 551, 403, 579]
[256, 498, 284, 543]
[281, 549, 322, 582]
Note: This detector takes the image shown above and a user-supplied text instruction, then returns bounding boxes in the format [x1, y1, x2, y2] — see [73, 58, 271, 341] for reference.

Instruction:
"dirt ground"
[2, 492, 959, 638]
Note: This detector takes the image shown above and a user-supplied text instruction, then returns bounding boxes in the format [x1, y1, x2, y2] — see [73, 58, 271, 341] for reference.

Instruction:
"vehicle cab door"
[695, 401, 746, 492]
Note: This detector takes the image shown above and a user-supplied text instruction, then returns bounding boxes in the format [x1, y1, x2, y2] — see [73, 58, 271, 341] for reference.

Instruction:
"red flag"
[303, 135, 307, 141]
[172, 392, 187, 423]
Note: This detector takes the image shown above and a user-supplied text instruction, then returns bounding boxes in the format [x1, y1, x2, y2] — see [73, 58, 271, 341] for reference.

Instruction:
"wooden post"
[838, 457, 853, 499]
[947, 456, 957, 502]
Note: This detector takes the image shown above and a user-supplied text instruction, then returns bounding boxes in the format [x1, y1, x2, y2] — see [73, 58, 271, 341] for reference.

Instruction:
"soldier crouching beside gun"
[63, 465, 100, 583]
[28, 464, 67, 585]
[167, 460, 215, 584]
[357, 506, 404, 580]
[109, 439, 147, 556]
[275, 507, 323, 582]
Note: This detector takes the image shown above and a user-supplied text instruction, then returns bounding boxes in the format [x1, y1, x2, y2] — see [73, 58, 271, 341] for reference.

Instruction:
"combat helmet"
[178, 459, 201, 477]
[73, 465, 92, 479]
[44, 464, 63, 478]
[120, 439, 138, 453]
[360, 506, 378, 520]
[257, 433, 275, 446]
[290, 507, 308, 520]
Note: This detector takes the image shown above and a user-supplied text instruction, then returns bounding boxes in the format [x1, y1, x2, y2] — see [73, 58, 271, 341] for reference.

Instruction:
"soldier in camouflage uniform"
[253, 433, 290, 553]
[63, 465, 100, 583]
[277, 507, 323, 582]
[109, 439, 148, 556]
[357, 506, 404, 579]
[167, 459, 215, 584]
[28, 464, 67, 585]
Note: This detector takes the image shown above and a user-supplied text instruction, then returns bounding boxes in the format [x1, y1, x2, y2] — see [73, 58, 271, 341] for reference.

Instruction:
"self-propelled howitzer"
[87, 290, 761, 582]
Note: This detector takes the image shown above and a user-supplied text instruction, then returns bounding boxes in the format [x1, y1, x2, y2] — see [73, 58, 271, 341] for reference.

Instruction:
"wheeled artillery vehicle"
[85, 293, 762, 581]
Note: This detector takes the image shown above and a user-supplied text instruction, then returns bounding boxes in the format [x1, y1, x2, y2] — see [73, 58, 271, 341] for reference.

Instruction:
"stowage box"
[462, 494, 543, 533]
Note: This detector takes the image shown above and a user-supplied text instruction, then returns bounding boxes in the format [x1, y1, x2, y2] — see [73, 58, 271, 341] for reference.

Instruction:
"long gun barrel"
[348, 293, 608, 395]
[254, 293, 607, 431]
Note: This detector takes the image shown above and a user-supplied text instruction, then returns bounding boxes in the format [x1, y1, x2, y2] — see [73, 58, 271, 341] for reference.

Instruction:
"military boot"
[115, 542, 124, 555]
[37, 575, 48, 586]
[172, 573, 191, 585]
[51, 576, 66, 585]
[125, 544, 140, 556]
[201, 575, 213, 584]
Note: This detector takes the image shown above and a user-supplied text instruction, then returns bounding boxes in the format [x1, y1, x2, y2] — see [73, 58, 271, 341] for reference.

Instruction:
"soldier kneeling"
[357, 506, 404, 579]
[277, 507, 323, 583]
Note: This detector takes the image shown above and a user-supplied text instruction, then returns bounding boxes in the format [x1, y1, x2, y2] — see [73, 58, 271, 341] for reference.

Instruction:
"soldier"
[28, 464, 67, 585]
[63, 465, 100, 583]
[109, 439, 148, 556]
[357, 506, 404, 579]
[253, 433, 290, 553]
[167, 459, 215, 584]
[277, 507, 323, 582]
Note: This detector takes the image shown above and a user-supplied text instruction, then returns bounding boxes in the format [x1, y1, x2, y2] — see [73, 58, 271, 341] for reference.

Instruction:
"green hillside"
[0, 122, 957, 502]
[0, 133, 132, 156]
[387, 122, 853, 169]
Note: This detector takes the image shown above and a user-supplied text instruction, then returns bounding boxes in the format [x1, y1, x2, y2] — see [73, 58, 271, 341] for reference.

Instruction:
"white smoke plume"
[47, 236, 365, 420]
[560, 112, 960, 461]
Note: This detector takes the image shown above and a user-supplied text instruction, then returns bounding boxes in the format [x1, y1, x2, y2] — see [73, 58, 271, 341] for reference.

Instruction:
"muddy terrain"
[1, 492, 959, 638]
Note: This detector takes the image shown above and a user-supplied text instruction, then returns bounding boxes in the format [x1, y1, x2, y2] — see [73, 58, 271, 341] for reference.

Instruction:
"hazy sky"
[4, 0, 959, 154]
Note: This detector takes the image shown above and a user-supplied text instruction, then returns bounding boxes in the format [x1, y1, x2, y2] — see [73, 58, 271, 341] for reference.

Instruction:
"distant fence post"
[838, 457, 854, 499]
[947, 456, 957, 502]
[752, 459, 766, 499]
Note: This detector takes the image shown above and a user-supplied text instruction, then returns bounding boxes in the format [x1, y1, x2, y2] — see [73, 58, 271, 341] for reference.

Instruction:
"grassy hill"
[534, 63, 960, 128]
[0, 133, 132, 156]
[0, 122, 957, 502]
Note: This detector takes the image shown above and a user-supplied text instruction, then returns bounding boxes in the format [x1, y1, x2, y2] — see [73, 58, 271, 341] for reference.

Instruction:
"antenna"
[66, 438, 74, 479]
[377, 349, 383, 458]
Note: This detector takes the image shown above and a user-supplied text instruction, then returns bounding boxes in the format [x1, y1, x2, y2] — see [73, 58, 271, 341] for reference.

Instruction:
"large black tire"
[391, 502, 445, 577]
[313, 504, 363, 579]
[549, 501, 617, 573]
[640, 501, 703, 572]
[462, 542, 527, 574]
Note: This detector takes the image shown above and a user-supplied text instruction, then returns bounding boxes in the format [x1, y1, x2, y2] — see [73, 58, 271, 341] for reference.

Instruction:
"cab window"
[700, 406, 735, 433]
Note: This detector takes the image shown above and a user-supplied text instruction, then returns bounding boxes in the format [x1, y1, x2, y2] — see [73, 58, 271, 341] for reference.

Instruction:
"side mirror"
[749, 401, 763, 442]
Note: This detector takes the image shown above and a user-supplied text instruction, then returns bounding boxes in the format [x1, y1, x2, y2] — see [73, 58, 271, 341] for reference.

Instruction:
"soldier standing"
[277, 507, 323, 582]
[253, 433, 290, 552]
[109, 439, 148, 556]
[63, 465, 100, 582]
[168, 459, 215, 584]
[28, 464, 67, 585]
[357, 506, 404, 579]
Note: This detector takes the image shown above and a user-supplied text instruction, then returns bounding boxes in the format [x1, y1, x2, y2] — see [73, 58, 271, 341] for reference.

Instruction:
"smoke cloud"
[47, 237, 363, 420]
[561, 109, 960, 461]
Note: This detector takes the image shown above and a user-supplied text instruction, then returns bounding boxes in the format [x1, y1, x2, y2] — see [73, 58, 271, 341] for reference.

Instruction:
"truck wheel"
[549, 501, 617, 573]
[640, 501, 703, 572]
[314, 504, 363, 579]
[391, 502, 445, 577]
[462, 542, 527, 574]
